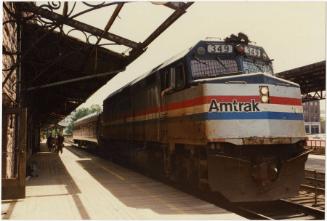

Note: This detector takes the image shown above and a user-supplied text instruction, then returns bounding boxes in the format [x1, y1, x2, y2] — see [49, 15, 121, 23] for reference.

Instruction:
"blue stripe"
[192, 112, 303, 121]
[107, 112, 303, 127]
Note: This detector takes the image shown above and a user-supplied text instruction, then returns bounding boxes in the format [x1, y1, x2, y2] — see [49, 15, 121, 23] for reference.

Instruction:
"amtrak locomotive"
[73, 33, 309, 202]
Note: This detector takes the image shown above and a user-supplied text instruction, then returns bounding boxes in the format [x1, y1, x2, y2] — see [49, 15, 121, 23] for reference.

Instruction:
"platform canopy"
[277, 61, 326, 102]
[3, 2, 193, 126]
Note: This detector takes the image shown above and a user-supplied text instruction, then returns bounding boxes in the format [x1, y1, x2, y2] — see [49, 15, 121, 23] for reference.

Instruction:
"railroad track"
[294, 170, 325, 212]
[233, 170, 325, 219]
[302, 170, 325, 194]
[185, 169, 325, 219]
[235, 199, 324, 220]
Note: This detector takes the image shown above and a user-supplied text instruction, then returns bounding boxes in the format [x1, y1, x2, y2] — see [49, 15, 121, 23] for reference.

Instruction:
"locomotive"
[73, 34, 309, 202]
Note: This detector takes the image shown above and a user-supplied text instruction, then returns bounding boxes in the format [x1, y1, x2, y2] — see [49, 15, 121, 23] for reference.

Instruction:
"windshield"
[190, 58, 239, 79]
[189, 42, 273, 80]
[243, 60, 273, 74]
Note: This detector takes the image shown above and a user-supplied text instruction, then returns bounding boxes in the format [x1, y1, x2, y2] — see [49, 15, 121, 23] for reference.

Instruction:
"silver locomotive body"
[76, 37, 309, 202]
[99, 72, 308, 201]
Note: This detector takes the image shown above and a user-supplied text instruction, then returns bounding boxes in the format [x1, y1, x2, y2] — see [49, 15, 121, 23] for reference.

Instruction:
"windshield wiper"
[253, 60, 264, 72]
[193, 55, 208, 65]
[215, 56, 227, 71]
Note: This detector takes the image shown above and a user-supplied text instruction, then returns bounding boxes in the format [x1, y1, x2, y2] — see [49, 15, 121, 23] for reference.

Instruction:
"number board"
[207, 44, 233, 54]
[244, 46, 261, 58]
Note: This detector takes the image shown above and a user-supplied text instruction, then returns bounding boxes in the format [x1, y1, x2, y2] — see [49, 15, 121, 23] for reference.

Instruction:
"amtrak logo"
[209, 99, 260, 112]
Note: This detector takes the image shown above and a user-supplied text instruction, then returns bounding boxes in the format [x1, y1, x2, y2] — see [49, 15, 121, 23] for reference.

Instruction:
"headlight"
[261, 95, 269, 103]
[260, 86, 269, 95]
[259, 86, 269, 103]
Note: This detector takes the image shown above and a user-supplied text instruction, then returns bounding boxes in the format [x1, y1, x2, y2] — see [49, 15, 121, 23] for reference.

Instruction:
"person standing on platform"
[57, 133, 64, 154]
[46, 134, 53, 152]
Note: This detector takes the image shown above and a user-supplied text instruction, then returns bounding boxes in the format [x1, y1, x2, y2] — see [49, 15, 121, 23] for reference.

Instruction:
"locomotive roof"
[104, 44, 195, 101]
[104, 39, 237, 101]
[104, 40, 267, 102]
[129, 47, 192, 85]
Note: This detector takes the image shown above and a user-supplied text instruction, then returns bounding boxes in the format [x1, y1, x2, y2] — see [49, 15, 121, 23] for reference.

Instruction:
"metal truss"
[302, 91, 326, 103]
[2, 1, 193, 89]
[277, 61, 325, 102]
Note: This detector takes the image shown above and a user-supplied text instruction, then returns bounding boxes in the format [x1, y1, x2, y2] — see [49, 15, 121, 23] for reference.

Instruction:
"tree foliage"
[65, 104, 102, 134]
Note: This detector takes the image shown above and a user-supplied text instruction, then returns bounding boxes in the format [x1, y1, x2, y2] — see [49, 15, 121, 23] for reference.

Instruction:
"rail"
[295, 170, 325, 211]
[306, 139, 325, 155]
[235, 199, 324, 220]
[234, 170, 325, 219]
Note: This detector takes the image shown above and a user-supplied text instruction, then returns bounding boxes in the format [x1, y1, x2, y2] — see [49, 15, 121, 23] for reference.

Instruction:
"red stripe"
[130, 95, 302, 118]
[269, 96, 302, 106]
[164, 95, 301, 111]
[166, 96, 204, 111]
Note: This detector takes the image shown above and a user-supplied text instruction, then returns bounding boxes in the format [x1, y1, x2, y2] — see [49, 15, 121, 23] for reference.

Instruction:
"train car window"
[305, 125, 310, 134]
[160, 65, 186, 95]
[161, 69, 170, 90]
[169, 67, 176, 89]
[175, 64, 185, 90]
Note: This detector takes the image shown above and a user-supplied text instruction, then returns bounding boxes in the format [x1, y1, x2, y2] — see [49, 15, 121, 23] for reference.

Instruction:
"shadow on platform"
[66, 146, 229, 216]
[2, 143, 237, 219]
[2, 143, 90, 219]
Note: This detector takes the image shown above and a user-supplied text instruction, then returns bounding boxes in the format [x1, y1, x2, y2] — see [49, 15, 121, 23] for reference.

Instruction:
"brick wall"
[2, 2, 18, 179]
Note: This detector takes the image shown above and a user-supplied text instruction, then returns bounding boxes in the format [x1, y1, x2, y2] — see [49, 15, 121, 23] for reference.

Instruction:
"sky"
[65, 2, 325, 110]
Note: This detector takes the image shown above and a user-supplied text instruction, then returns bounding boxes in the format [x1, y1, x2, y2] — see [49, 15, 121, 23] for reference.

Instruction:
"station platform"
[306, 154, 325, 173]
[2, 142, 245, 219]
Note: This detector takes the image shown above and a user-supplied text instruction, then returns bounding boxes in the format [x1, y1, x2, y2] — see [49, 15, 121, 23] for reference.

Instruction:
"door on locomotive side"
[159, 68, 170, 142]
[159, 62, 188, 142]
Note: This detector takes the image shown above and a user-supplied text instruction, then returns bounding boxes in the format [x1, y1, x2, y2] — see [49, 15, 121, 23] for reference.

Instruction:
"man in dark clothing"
[46, 135, 53, 151]
[57, 134, 64, 154]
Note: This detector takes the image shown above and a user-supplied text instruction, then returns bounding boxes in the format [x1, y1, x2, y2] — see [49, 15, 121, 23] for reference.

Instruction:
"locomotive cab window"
[160, 69, 170, 90]
[161, 64, 185, 95]
[160, 68, 175, 95]
[175, 63, 186, 90]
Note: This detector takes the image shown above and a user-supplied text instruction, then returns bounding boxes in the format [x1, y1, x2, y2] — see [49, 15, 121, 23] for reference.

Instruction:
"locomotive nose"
[251, 160, 279, 189]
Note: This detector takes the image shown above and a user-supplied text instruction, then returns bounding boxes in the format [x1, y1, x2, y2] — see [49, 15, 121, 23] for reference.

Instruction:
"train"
[72, 112, 100, 148]
[73, 33, 310, 202]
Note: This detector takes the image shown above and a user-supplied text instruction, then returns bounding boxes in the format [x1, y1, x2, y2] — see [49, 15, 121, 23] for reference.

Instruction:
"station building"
[303, 100, 321, 134]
